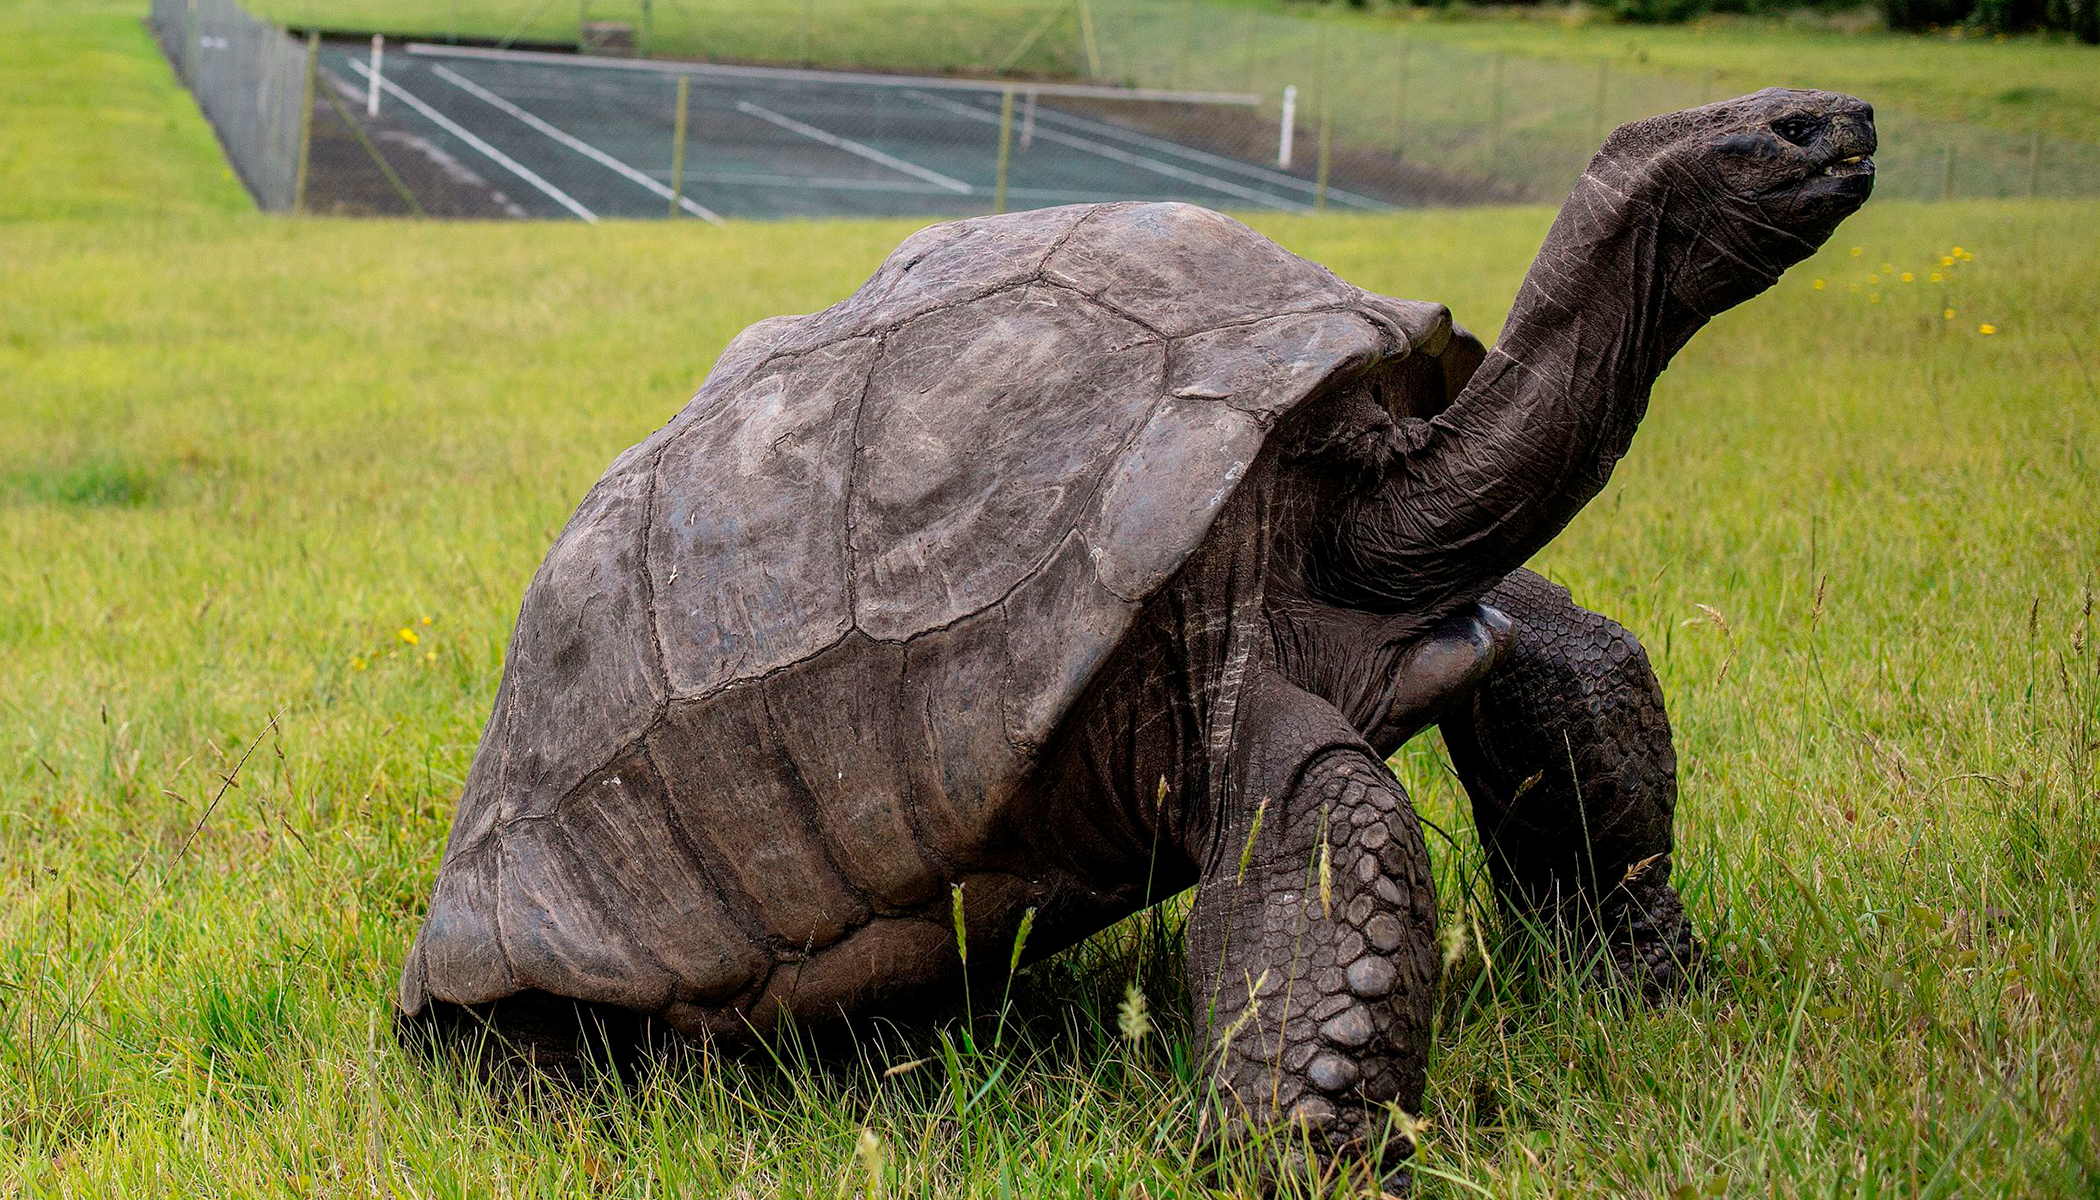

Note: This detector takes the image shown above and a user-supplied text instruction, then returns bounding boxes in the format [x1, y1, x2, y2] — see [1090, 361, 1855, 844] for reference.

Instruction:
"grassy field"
[5, 2, 2100, 1196]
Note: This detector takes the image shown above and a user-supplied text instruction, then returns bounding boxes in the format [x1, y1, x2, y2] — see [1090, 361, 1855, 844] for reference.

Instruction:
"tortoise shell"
[399, 201, 1480, 1030]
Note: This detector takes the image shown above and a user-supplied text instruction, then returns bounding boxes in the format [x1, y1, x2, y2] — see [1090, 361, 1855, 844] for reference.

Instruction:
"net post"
[1590, 56, 1608, 145]
[1278, 84, 1296, 168]
[293, 29, 318, 214]
[641, 0, 653, 55]
[367, 35, 383, 118]
[669, 74, 690, 218]
[994, 86, 1015, 214]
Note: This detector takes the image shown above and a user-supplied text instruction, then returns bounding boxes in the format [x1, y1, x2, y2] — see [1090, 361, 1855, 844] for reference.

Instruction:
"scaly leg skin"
[1187, 673, 1438, 1194]
[1441, 568, 1702, 998]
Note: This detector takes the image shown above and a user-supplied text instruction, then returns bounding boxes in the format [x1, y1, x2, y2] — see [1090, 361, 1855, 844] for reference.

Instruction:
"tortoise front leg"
[1187, 673, 1437, 1193]
[1440, 568, 1700, 996]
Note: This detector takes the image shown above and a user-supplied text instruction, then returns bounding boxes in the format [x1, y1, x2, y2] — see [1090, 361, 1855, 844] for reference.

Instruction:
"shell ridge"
[1036, 275, 1170, 340]
[637, 734, 782, 960]
[563, 783, 683, 994]
[840, 332, 891, 633]
[890, 641, 957, 880]
[755, 684, 884, 924]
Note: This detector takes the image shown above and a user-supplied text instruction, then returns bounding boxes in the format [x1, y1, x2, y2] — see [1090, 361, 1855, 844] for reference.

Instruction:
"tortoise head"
[1589, 88, 1876, 312]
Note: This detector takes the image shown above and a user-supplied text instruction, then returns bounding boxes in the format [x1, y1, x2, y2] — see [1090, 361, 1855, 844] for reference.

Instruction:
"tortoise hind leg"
[1186, 672, 1437, 1192]
[1439, 568, 1701, 997]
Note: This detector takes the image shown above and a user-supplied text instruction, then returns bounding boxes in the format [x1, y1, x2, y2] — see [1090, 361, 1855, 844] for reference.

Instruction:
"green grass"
[6, 3, 2100, 1196]
[0, 0, 248, 221]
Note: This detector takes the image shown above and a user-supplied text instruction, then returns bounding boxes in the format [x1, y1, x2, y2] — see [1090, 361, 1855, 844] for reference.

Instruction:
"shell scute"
[850, 283, 1163, 640]
[652, 337, 872, 698]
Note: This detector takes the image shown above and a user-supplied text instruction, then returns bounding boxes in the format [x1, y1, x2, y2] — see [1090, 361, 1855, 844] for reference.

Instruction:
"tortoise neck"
[1308, 172, 1713, 619]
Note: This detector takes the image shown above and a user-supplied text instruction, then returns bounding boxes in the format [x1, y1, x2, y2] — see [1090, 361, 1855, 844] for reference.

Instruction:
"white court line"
[905, 90, 1310, 214]
[348, 58, 596, 222]
[428, 63, 724, 224]
[1019, 103, 1390, 211]
[734, 101, 973, 195]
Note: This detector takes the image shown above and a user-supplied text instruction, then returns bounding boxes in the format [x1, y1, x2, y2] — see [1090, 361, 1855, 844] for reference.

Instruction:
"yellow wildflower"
[1881, 263, 1894, 275]
[351, 656, 368, 671]
[1952, 246, 1966, 256]
[398, 627, 420, 645]
[1869, 293, 1882, 304]
[1812, 278, 1825, 290]
[1850, 247, 1863, 257]
[1978, 323, 1996, 335]
[1941, 255, 1955, 267]
[1944, 308, 1956, 320]
[1867, 274, 1880, 284]
[424, 650, 437, 665]
[1930, 272, 1943, 283]
[420, 615, 433, 626]
[1900, 272, 1914, 283]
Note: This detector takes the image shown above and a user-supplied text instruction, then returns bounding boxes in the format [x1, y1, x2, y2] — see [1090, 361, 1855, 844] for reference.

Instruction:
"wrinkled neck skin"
[1318, 166, 1795, 622]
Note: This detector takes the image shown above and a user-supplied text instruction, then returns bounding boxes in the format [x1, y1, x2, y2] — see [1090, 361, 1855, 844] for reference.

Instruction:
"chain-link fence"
[170, 0, 2100, 215]
[151, 0, 313, 210]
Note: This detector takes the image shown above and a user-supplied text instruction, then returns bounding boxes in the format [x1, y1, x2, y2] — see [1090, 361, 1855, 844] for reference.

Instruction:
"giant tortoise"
[400, 89, 1875, 1185]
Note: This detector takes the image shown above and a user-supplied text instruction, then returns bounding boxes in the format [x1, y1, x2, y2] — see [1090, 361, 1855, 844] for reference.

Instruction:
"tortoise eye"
[1772, 116, 1820, 147]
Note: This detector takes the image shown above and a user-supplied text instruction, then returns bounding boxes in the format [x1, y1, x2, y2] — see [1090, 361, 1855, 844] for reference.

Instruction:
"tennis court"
[317, 42, 1403, 220]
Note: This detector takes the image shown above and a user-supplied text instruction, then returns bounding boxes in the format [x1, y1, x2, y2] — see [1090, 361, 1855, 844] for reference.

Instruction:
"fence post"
[1487, 50, 1505, 179]
[293, 30, 317, 214]
[1075, 0, 1101, 77]
[1390, 36, 1408, 156]
[994, 87, 1015, 214]
[640, 0, 652, 55]
[669, 74, 689, 218]
[1590, 56, 1609, 145]
[1278, 84, 1296, 168]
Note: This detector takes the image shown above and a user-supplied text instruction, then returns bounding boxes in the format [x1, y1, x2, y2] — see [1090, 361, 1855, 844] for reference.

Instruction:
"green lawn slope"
[3, 2, 2096, 1195]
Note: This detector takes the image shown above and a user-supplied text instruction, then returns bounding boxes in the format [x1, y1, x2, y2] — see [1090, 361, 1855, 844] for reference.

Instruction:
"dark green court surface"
[314, 43, 1406, 220]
